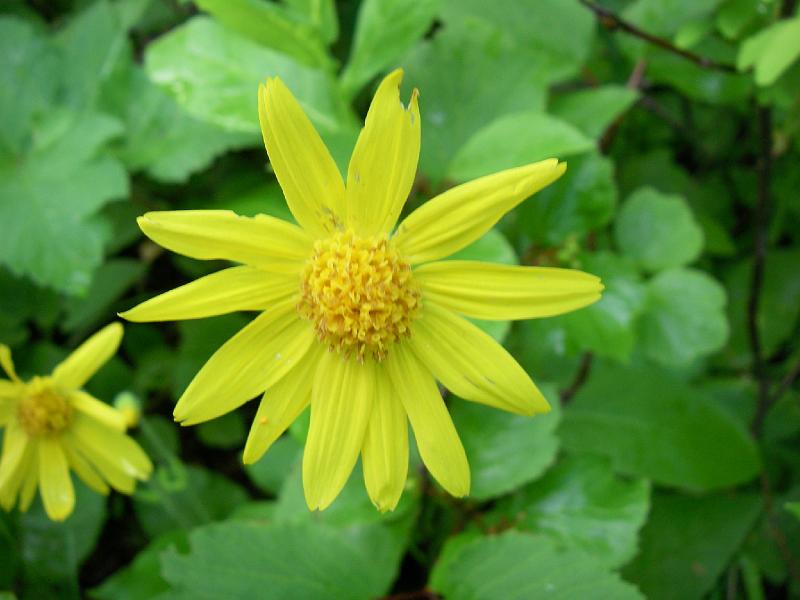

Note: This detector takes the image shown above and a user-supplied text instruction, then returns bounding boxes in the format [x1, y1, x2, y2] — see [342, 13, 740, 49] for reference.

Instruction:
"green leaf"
[551, 86, 640, 139]
[144, 16, 346, 136]
[738, 17, 800, 86]
[614, 187, 704, 272]
[91, 531, 188, 600]
[638, 268, 729, 366]
[449, 385, 560, 500]
[561, 361, 761, 491]
[161, 521, 401, 599]
[196, 410, 247, 449]
[245, 435, 302, 495]
[491, 455, 651, 568]
[518, 153, 617, 246]
[194, 0, 333, 69]
[622, 0, 721, 39]
[559, 252, 647, 362]
[623, 491, 762, 600]
[341, 0, 440, 97]
[448, 111, 593, 182]
[284, 0, 339, 43]
[0, 110, 128, 295]
[102, 66, 253, 183]
[401, 21, 548, 182]
[445, 228, 517, 342]
[133, 465, 248, 537]
[440, 0, 595, 84]
[20, 481, 106, 599]
[430, 531, 645, 600]
[716, 0, 759, 39]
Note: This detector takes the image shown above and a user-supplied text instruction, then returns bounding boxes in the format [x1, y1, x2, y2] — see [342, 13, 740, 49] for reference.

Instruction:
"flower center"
[298, 230, 421, 362]
[17, 379, 73, 436]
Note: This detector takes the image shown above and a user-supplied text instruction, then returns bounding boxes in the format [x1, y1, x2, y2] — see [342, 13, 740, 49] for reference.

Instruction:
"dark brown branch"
[561, 353, 594, 404]
[750, 106, 773, 438]
[579, 0, 737, 73]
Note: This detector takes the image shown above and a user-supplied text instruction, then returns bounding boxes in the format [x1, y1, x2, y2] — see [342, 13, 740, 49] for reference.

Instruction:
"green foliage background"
[1, 0, 799, 598]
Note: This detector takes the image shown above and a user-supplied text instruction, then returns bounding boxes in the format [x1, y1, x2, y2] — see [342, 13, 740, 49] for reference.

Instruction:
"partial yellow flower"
[121, 69, 603, 512]
[0, 324, 152, 521]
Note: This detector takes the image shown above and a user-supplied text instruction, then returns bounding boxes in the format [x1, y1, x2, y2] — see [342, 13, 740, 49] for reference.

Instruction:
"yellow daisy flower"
[0, 323, 152, 521]
[121, 69, 603, 512]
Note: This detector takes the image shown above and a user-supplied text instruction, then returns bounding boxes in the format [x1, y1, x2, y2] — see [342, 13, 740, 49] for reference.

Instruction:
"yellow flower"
[0, 324, 152, 521]
[121, 69, 603, 512]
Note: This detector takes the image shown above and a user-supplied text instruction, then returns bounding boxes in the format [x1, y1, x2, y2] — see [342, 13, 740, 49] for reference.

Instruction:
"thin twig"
[760, 472, 800, 582]
[770, 357, 800, 405]
[579, 0, 737, 73]
[750, 106, 773, 438]
[561, 353, 594, 404]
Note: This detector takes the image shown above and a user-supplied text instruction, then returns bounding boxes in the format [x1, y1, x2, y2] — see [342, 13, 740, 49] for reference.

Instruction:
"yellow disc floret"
[17, 377, 73, 436]
[299, 230, 421, 362]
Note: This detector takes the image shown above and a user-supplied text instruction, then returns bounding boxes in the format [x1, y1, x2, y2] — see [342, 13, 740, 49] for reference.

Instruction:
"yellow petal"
[361, 366, 408, 512]
[0, 380, 20, 425]
[174, 300, 314, 425]
[408, 303, 550, 416]
[51, 323, 123, 390]
[415, 261, 603, 320]
[70, 390, 127, 432]
[242, 344, 321, 464]
[385, 344, 469, 497]
[62, 441, 109, 496]
[394, 160, 566, 263]
[38, 438, 75, 521]
[303, 353, 375, 510]
[259, 79, 345, 237]
[121, 266, 297, 323]
[69, 414, 152, 481]
[0, 421, 32, 510]
[0, 345, 19, 381]
[346, 69, 420, 235]
[137, 210, 311, 271]
[66, 431, 136, 494]
[18, 448, 39, 512]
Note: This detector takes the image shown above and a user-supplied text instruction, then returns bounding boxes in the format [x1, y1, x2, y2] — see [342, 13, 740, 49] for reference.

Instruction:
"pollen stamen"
[298, 230, 420, 361]
[17, 378, 73, 436]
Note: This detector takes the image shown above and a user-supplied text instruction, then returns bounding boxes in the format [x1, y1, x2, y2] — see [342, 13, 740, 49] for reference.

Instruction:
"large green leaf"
[449, 386, 560, 500]
[491, 455, 651, 568]
[448, 111, 593, 181]
[738, 17, 800, 86]
[638, 268, 729, 366]
[401, 21, 548, 182]
[341, 0, 440, 97]
[430, 531, 644, 600]
[440, 0, 595, 84]
[623, 491, 762, 600]
[551, 85, 640, 139]
[144, 16, 347, 136]
[194, 0, 333, 70]
[0, 110, 127, 295]
[614, 187, 704, 272]
[160, 521, 400, 599]
[561, 361, 761, 491]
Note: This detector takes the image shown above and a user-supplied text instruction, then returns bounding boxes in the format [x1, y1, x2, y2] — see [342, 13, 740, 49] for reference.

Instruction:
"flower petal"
[0, 421, 32, 510]
[38, 438, 75, 521]
[408, 303, 550, 416]
[121, 266, 297, 323]
[0, 345, 19, 381]
[415, 261, 603, 320]
[385, 344, 469, 497]
[51, 323, 123, 390]
[259, 79, 346, 237]
[346, 69, 420, 236]
[69, 413, 152, 481]
[0, 381, 20, 425]
[66, 431, 136, 494]
[303, 353, 375, 511]
[70, 390, 127, 432]
[242, 344, 321, 464]
[18, 448, 39, 512]
[361, 366, 408, 512]
[394, 160, 566, 263]
[174, 300, 314, 425]
[62, 441, 109, 496]
[137, 210, 311, 271]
